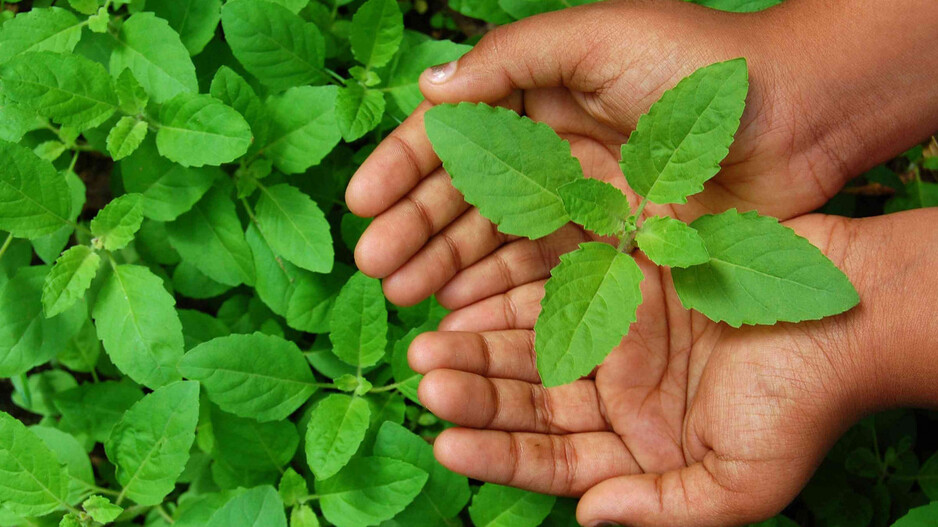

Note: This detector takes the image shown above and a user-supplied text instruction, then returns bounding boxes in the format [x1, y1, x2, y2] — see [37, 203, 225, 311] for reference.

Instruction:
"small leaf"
[68, 0, 98, 15]
[336, 84, 386, 142]
[535, 242, 643, 387]
[206, 485, 287, 527]
[211, 407, 299, 484]
[350, 0, 404, 69]
[110, 12, 198, 103]
[0, 140, 71, 238]
[621, 59, 749, 204]
[329, 272, 388, 368]
[558, 178, 632, 236]
[634, 216, 709, 268]
[156, 93, 252, 167]
[33, 140, 67, 161]
[42, 245, 100, 317]
[290, 505, 321, 527]
[87, 7, 109, 33]
[150, 0, 222, 55]
[210, 66, 269, 152]
[468, 483, 556, 527]
[106, 116, 148, 160]
[82, 495, 123, 524]
[278, 468, 308, 507]
[54, 381, 145, 443]
[255, 183, 334, 273]
[316, 456, 428, 527]
[426, 103, 583, 239]
[671, 209, 860, 327]
[305, 394, 371, 480]
[90, 193, 145, 251]
[0, 7, 84, 65]
[0, 411, 69, 517]
[261, 86, 341, 174]
[115, 69, 149, 116]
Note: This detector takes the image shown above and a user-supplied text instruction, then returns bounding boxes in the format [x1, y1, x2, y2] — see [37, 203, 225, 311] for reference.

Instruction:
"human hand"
[408, 209, 938, 526]
[346, 0, 938, 307]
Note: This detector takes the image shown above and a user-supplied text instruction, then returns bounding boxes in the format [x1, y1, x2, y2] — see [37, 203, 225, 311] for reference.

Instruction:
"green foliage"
[349, 0, 404, 70]
[0, 412, 69, 517]
[0, 140, 71, 239]
[41, 245, 100, 317]
[316, 456, 428, 527]
[468, 483, 556, 527]
[329, 272, 388, 368]
[305, 394, 371, 480]
[634, 215, 709, 268]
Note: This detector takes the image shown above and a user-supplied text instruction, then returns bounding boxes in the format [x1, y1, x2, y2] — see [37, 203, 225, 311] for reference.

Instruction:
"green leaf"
[0, 7, 84, 65]
[68, 0, 98, 15]
[498, 0, 597, 18]
[535, 242, 643, 387]
[374, 422, 471, 522]
[87, 6, 109, 33]
[57, 317, 101, 373]
[350, 0, 404, 69]
[150, 0, 222, 56]
[156, 93, 253, 167]
[671, 209, 860, 327]
[110, 12, 199, 103]
[0, 51, 117, 130]
[210, 66, 269, 152]
[330, 271, 388, 368]
[316, 456, 428, 527]
[291, 505, 321, 527]
[390, 325, 427, 405]
[180, 332, 316, 422]
[206, 485, 287, 527]
[336, 84, 386, 142]
[448, 0, 512, 24]
[558, 178, 632, 236]
[305, 393, 371, 480]
[278, 468, 308, 506]
[82, 495, 123, 524]
[92, 264, 185, 388]
[106, 116, 148, 160]
[892, 502, 938, 527]
[0, 140, 71, 238]
[255, 183, 334, 273]
[105, 381, 199, 506]
[54, 381, 144, 443]
[33, 140, 67, 161]
[41, 245, 100, 317]
[261, 85, 341, 174]
[385, 39, 470, 115]
[30, 425, 93, 503]
[210, 407, 299, 482]
[222, 0, 326, 91]
[885, 178, 938, 213]
[90, 193, 145, 251]
[115, 69, 149, 116]
[918, 451, 938, 500]
[166, 185, 256, 286]
[425, 103, 583, 239]
[634, 216, 709, 268]
[468, 483, 556, 527]
[246, 223, 300, 316]
[286, 265, 351, 333]
[11, 370, 77, 417]
[685, 0, 782, 13]
[620, 59, 748, 204]
[0, 411, 69, 517]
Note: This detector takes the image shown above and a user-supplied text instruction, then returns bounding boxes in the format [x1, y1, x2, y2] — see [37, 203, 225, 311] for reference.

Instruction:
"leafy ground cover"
[0, 0, 936, 525]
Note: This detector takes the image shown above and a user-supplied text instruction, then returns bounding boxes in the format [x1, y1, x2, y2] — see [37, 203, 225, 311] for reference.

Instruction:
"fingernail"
[426, 61, 456, 84]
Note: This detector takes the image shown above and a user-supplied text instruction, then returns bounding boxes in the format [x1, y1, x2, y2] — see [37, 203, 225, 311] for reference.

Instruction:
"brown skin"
[344, 0, 938, 524]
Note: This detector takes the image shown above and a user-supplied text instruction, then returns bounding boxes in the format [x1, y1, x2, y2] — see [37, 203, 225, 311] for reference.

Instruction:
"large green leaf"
[54, 381, 144, 443]
[156, 93, 252, 167]
[255, 183, 333, 273]
[92, 264, 185, 388]
[41, 245, 100, 317]
[0, 141, 71, 239]
[31, 425, 94, 504]
[210, 66, 269, 152]
[261, 86, 341, 174]
[150, 0, 222, 56]
[620, 59, 749, 204]
[558, 178, 632, 236]
[336, 84, 385, 142]
[329, 272, 388, 368]
[634, 215, 709, 268]
[671, 209, 860, 326]
[305, 394, 371, 480]
[0, 51, 117, 130]
[222, 0, 325, 91]
[210, 407, 299, 483]
[535, 242, 643, 387]
[106, 116, 148, 161]
[206, 485, 287, 527]
[468, 483, 556, 527]
[892, 502, 938, 527]
[105, 381, 199, 506]
[110, 12, 199, 103]
[89, 193, 145, 251]
[0, 412, 69, 517]
[350, 0, 403, 69]
[0, 7, 84, 65]
[180, 332, 316, 422]
[286, 264, 351, 333]
[316, 456, 428, 527]
[166, 185, 255, 287]
[425, 103, 583, 239]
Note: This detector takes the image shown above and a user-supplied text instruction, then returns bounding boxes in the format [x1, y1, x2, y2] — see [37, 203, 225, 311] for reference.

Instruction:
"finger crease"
[386, 134, 424, 186]
[404, 194, 436, 239]
[530, 384, 555, 433]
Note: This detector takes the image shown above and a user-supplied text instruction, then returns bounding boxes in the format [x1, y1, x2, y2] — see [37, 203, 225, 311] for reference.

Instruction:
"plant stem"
[155, 504, 175, 524]
[633, 195, 649, 221]
[370, 382, 403, 393]
[298, 494, 321, 503]
[0, 233, 14, 262]
[322, 67, 347, 86]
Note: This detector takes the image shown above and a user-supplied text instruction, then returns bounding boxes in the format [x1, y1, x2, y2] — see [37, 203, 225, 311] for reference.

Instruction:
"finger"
[576, 455, 785, 527]
[355, 168, 470, 278]
[381, 208, 512, 306]
[433, 427, 639, 496]
[438, 281, 545, 332]
[408, 330, 540, 383]
[436, 225, 589, 309]
[418, 369, 607, 433]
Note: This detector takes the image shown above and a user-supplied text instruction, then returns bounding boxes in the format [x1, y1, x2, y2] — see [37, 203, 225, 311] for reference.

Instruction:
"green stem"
[155, 504, 174, 524]
[633, 195, 649, 221]
[90, 367, 100, 383]
[298, 494, 321, 503]
[68, 150, 80, 173]
[80, 482, 121, 497]
[370, 382, 403, 393]
[322, 67, 347, 86]
[0, 233, 14, 262]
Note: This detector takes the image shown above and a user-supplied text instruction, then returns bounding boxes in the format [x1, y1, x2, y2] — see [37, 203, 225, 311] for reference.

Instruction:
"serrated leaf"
[385, 39, 470, 115]
[245, 223, 300, 316]
[41, 245, 100, 317]
[0, 140, 71, 238]
[166, 185, 255, 286]
[0, 7, 84, 65]
[671, 209, 860, 327]
[350, 0, 403, 69]
[68, 0, 98, 15]
[278, 468, 308, 506]
[150, 0, 222, 56]
[82, 495, 123, 523]
[558, 178, 631, 236]
[286, 265, 351, 333]
[87, 7, 109, 34]
[33, 140, 67, 161]
[210, 407, 299, 481]
[210, 66, 269, 152]
[54, 381, 144, 443]
[30, 425, 92, 504]
[255, 183, 333, 273]
[115, 69, 148, 115]
[0, 411, 69, 517]
[173, 261, 233, 299]
[110, 12, 199, 103]
[156, 93, 252, 167]
[261, 85, 341, 174]
[620, 59, 749, 204]
[316, 456, 428, 527]
[329, 272, 387, 368]
[222, 0, 326, 91]
[206, 485, 287, 527]
[105, 381, 199, 506]
[291, 505, 321, 527]
[468, 483, 556, 527]
[106, 116, 148, 160]
[535, 242, 643, 387]
[90, 193, 144, 251]
[0, 51, 118, 130]
[180, 332, 316, 422]
[634, 216, 709, 268]
[12, 370, 77, 417]
[336, 84, 385, 142]
[305, 394, 371, 480]
[426, 103, 583, 239]
[92, 264, 185, 388]
[389, 322, 433, 405]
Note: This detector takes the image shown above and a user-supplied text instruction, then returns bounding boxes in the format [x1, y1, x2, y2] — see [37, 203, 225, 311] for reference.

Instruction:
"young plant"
[425, 58, 860, 387]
